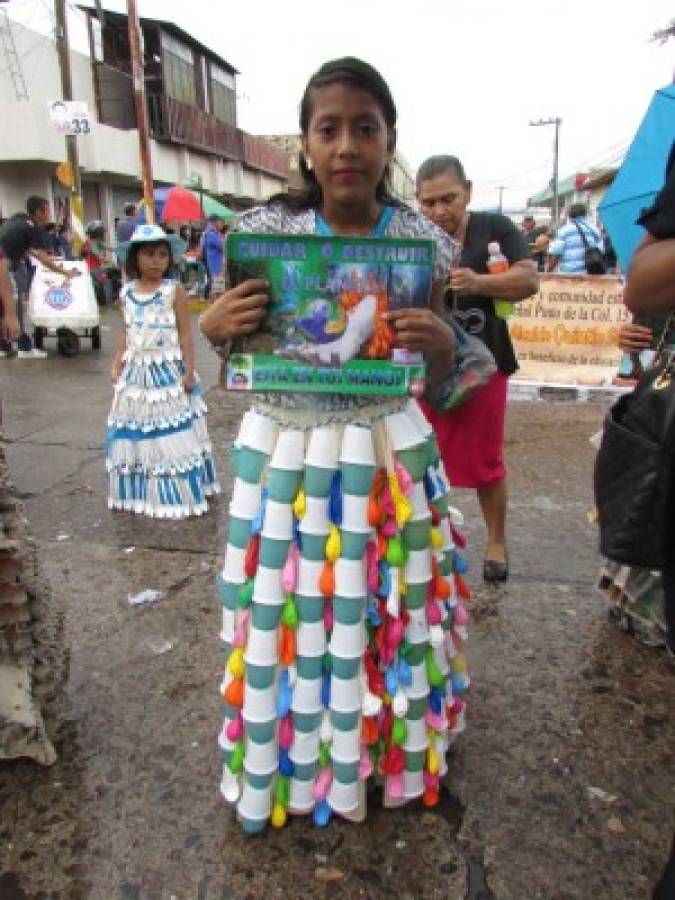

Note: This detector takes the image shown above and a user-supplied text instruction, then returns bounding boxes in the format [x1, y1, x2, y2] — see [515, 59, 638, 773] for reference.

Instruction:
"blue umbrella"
[599, 84, 675, 272]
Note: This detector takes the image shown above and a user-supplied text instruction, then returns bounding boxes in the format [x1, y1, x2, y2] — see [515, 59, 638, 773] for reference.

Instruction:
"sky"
[7, 0, 675, 209]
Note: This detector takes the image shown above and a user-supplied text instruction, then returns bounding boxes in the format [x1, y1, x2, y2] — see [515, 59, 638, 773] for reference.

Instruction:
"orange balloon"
[319, 561, 334, 599]
[224, 676, 244, 708]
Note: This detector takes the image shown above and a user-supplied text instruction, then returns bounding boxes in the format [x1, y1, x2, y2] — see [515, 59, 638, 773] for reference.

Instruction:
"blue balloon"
[423, 470, 435, 500]
[453, 552, 469, 575]
[277, 670, 292, 718]
[429, 686, 443, 714]
[367, 603, 382, 627]
[313, 800, 332, 827]
[293, 516, 303, 550]
[252, 487, 268, 536]
[385, 666, 398, 696]
[329, 471, 343, 525]
[321, 670, 331, 708]
[279, 748, 295, 777]
[452, 674, 466, 695]
[398, 658, 412, 687]
[378, 560, 391, 597]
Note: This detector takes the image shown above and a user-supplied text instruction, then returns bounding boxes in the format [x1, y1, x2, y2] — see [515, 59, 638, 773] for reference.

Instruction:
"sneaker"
[17, 348, 48, 359]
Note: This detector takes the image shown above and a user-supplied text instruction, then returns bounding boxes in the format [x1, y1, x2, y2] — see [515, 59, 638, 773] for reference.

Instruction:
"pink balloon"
[312, 767, 333, 801]
[278, 714, 294, 750]
[426, 600, 442, 626]
[323, 599, 334, 632]
[381, 517, 397, 538]
[358, 747, 373, 780]
[226, 715, 243, 742]
[282, 546, 299, 593]
[393, 459, 413, 496]
[386, 617, 404, 650]
[381, 484, 395, 516]
[387, 773, 404, 798]
[425, 710, 446, 732]
[423, 769, 439, 789]
[454, 603, 469, 627]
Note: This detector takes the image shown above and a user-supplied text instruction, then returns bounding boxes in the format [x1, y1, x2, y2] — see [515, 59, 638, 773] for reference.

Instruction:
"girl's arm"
[623, 234, 675, 315]
[450, 259, 539, 301]
[110, 317, 127, 383]
[174, 284, 196, 391]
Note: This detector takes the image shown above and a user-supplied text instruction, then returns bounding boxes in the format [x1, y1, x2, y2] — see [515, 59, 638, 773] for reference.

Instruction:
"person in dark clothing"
[115, 203, 137, 244]
[521, 214, 550, 271]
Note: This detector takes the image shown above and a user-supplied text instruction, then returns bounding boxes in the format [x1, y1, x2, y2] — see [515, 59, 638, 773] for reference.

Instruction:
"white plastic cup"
[341, 494, 371, 532]
[245, 737, 278, 775]
[405, 607, 429, 645]
[405, 549, 432, 585]
[289, 778, 315, 813]
[305, 428, 340, 469]
[433, 642, 450, 677]
[291, 676, 323, 714]
[329, 622, 365, 661]
[410, 483, 431, 522]
[260, 499, 293, 541]
[297, 558, 325, 598]
[334, 558, 367, 599]
[221, 607, 236, 644]
[330, 674, 361, 712]
[339, 424, 376, 465]
[405, 662, 430, 701]
[296, 620, 327, 658]
[330, 728, 360, 763]
[440, 519, 454, 551]
[252, 566, 284, 606]
[299, 496, 331, 535]
[269, 429, 305, 470]
[243, 684, 277, 723]
[237, 781, 272, 821]
[404, 399, 434, 438]
[237, 409, 278, 455]
[244, 626, 279, 666]
[229, 479, 262, 519]
[327, 778, 359, 814]
[221, 544, 247, 584]
[384, 411, 424, 452]
[403, 715, 428, 751]
[290, 728, 320, 765]
[403, 769, 424, 799]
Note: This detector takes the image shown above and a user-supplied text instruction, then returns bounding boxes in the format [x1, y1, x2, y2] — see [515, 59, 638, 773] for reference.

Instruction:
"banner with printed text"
[508, 274, 627, 385]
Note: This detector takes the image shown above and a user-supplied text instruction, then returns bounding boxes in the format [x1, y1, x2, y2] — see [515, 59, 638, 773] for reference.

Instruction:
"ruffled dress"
[106, 279, 219, 517]
[217, 205, 470, 833]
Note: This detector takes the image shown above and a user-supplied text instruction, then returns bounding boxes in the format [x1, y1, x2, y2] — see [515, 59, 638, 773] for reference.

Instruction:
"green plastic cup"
[246, 663, 276, 690]
[293, 711, 322, 733]
[407, 697, 427, 719]
[259, 536, 290, 568]
[293, 760, 317, 780]
[228, 515, 253, 550]
[299, 532, 328, 561]
[245, 719, 276, 743]
[295, 594, 324, 622]
[331, 656, 361, 679]
[433, 494, 450, 516]
[221, 699, 238, 720]
[219, 578, 241, 611]
[405, 748, 426, 772]
[396, 445, 429, 481]
[296, 655, 323, 680]
[234, 446, 268, 484]
[402, 518, 432, 551]
[244, 771, 273, 790]
[267, 467, 303, 504]
[425, 436, 441, 468]
[404, 581, 429, 609]
[406, 645, 427, 667]
[304, 465, 335, 497]
[333, 760, 359, 782]
[251, 603, 283, 631]
[239, 815, 268, 836]
[340, 530, 371, 560]
[340, 462, 376, 495]
[333, 595, 365, 625]
[438, 554, 452, 577]
[331, 709, 359, 731]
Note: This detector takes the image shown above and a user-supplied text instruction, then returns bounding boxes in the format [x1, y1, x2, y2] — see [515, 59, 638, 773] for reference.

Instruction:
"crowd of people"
[0, 53, 672, 896]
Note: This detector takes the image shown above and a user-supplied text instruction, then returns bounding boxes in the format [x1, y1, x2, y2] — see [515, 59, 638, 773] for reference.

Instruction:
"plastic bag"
[432, 318, 497, 411]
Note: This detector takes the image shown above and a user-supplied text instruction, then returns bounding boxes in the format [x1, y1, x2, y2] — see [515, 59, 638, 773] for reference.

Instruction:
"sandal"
[483, 557, 509, 582]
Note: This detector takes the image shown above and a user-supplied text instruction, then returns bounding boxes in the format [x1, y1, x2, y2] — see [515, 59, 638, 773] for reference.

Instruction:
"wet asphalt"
[0, 309, 672, 900]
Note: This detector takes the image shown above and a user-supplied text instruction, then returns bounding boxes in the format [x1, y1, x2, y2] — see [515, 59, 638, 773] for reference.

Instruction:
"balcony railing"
[148, 95, 289, 180]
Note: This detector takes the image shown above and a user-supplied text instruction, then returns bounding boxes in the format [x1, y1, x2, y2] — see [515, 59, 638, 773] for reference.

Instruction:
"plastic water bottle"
[487, 241, 513, 319]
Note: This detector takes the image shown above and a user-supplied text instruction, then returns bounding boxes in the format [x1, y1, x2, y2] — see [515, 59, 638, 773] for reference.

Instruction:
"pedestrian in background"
[547, 202, 604, 273]
[115, 203, 137, 245]
[521, 214, 550, 271]
[201, 215, 225, 300]
[416, 155, 538, 581]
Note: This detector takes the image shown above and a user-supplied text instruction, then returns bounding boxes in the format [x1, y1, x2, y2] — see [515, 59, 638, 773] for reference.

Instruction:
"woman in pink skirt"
[416, 156, 539, 581]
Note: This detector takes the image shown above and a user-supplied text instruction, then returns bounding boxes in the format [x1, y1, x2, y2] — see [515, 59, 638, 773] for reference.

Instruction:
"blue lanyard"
[314, 205, 395, 237]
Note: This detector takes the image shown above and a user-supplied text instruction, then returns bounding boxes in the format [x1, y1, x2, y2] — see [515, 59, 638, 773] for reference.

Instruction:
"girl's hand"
[1, 313, 20, 342]
[183, 369, 196, 393]
[200, 279, 269, 343]
[449, 267, 482, 296]
[111, 358, 124, 383]
[618, 323, 653, 352]
[386, 309, 454, 358]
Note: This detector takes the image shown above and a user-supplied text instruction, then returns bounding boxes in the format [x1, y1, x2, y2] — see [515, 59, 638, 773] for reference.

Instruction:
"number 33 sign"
[48, 100, 91, 136]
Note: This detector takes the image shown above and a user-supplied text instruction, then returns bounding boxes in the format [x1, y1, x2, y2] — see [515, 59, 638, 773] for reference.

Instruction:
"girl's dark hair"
[271, 57, 400, 211]
[125, 240, 171, 279]
[416, 155, 469, 192]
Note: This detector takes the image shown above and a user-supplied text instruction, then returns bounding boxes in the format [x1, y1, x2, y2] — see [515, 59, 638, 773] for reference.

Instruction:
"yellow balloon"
[228, 647, 245, 678]
[293, 488, 307, 519]
[430, 527, 444, 550]
[325, 524, 341, 562]
[271, 802, 287, 828]
[427, 746, 439, 776]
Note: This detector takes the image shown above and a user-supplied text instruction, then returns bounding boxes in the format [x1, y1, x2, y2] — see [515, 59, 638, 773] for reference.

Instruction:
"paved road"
[0, 309, 673, 899]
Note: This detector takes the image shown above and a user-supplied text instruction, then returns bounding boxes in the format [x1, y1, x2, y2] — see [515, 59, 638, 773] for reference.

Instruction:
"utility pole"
[497, 185, 505, 213]
[54, 0, 84, 250]
[529, 117, 562, 225]
[127, 0, 154, 223]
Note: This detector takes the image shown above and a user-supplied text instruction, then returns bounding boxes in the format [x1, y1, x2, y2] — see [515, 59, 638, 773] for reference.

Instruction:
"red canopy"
[161, 186, 204, 223]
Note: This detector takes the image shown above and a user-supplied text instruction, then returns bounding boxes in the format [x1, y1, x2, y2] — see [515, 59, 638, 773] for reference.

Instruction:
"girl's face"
[137, 243, 170, 279]
[303, 82, 395, 209]
[417, 171, 472, 238]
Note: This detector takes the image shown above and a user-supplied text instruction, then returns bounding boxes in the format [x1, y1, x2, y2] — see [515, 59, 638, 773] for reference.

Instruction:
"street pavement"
[0, 309, 673, 900]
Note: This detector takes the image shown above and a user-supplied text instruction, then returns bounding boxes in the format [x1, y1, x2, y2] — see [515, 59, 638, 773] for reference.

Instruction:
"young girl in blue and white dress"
[201, 58, 471, 833]
[106, 224, 219, 517]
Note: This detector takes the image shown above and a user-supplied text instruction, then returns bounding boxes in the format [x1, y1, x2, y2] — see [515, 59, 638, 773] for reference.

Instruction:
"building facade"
[0, 7, 289, 231]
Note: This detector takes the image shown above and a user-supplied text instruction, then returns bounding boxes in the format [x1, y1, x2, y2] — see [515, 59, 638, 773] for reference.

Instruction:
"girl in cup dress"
[201, 58, 472, 833]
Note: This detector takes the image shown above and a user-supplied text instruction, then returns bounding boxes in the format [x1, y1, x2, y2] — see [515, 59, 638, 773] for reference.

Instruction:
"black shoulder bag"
[573, 220, 607, 275]
[594, 314, 675, 568]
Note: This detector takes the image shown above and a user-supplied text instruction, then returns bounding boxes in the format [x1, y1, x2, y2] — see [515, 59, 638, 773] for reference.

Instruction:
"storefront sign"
[508, 274, 627, 385]
[48, 100, 91, 136]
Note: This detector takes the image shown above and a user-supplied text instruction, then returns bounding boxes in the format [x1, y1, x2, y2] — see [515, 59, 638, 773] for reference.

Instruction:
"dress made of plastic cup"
[293, 710, 322, 734]
[245, 736, 278, 776]
[304, 465, 335, 498]
[245, 718, 275, 743]
[296, 620, 327, 658]
[221, 544, 247, 585]
[333, 759, 360, 784]
[330, 727, 360, 764]
[331, 709, 359, 731]
[406, 644, 428, 670]
[410, 482, 430, 521]
[237, 781, 272, 830]
[296, 654, 323, 680]
[402, 518, 432, 551]
[330, 674, 362, 713]
[403, 715, 428, 752]
[384, 410, 425, 453]
[405, 398, 434, 437]
[244, 626, 279, 666]
[297, 558, 325, 598]
[334, 558, 367, 599]
[300, 496, 331, 536]
[327, 778, 359, 814]
[245, 771, 274, 791]
[405, 606, 429, 646]
[267, 467, 303, 504]
[259, 536, 290, 569]
[405, 661, 430, 700]
[331, 655, 361, 679]
[261, 500, 293, 541]
[405, 748, 426, 773]
[403, 769, 424, 799]
[243, 683, 277, 723]
[341, 494, 371, 532]
[329, 621, 365, 660]
[405, 548, 433, 585]
[293, 761, 318, 782]
[340, 529, 372, 560]
[295, 594, 324, 623]
[246, 662, 276, 691]
[229, 478, 262, 519]
[252, 566, 284, 606]
[291, 676, 323, 714]
[270, 429, 305, 471]
[228, 515, 253, 550]
[289, 777, 315, 813]
[219, 578, 239, 611]
[305, 428, 340, 469]
[333, 594, 365, 626]
[234, 444, 268, 484]
[407, 696, 427, 720]
[426, 436, 441, 469]
[396, 444, 429, 482]
[251, 602, 283, 631]
[340, 461, 376, 496]
[238, 409, 278, 455]
[290, 726, 321, 765]
[340, 425, 377, 466]
[404, 580, 430, 610]
[440, 518, 454, 551]
[433, 642, 450, 677]
[221, 607, 236, 644]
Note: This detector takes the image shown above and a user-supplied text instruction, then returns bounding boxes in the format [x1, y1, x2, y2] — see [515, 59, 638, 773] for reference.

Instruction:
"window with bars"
[210, 63, 236, 126]
[161, 33, 196, 105]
